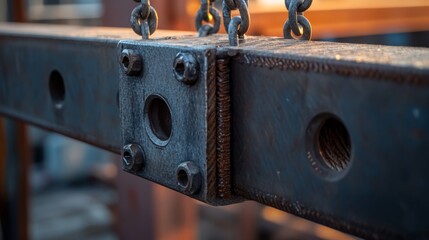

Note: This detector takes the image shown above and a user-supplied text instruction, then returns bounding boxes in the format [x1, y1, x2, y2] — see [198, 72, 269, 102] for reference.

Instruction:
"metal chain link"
[222, 0, 250, 46]
[195, 0, 221, 37]
[283, 0, 312, 40]
[130, 0, 159, 39]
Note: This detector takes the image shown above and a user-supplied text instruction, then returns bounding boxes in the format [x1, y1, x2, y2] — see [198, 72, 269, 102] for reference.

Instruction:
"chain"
[222, 0, 250, 46]
[283, 0, 312, 40]
[128, 0, 312, 43]
[130, 0, 159, 39]
[195, 0, 221, 37]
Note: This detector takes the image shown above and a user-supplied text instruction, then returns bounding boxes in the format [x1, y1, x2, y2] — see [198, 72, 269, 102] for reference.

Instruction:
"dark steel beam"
[1, 23, 429, 239]
[0, 24, 188, 153]
[229, 42, 429, 239]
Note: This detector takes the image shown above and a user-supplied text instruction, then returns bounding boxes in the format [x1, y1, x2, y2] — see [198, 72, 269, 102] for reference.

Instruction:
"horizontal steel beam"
[0, 24, 188, 153]
[1, 23, 429, 239]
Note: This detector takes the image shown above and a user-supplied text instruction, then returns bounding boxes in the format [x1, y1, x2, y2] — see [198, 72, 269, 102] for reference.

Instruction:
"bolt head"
[121, 49, 142, 76]
[122, 144, 145, 172]
[173, 52, 199, 85]
[176, 161, 202, 195]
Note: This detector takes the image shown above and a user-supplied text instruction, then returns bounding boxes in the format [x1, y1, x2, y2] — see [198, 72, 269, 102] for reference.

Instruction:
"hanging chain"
[195, 0, 221, 37]
[222, 0, 250, 46]
[127, 0, 312, 43]
[130, 0, 159, 39]
[283, 0, 312, 40]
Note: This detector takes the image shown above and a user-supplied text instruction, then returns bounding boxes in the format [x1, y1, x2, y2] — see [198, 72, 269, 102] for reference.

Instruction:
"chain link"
[283, 0, 312, 40]
[222, 0, 250, 46]
[127, 0, 314, 43]
[130, 0, 159, 39]
[195, 0, 221, 37]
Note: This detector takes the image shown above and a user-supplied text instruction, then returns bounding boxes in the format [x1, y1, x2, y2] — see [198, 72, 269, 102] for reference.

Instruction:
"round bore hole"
[145, 95, 172, 144]
[49, 70, 66, 109]
[318, 118, 351, 171]
[177, 169, 189, 188]
[307, 114, 352, 180]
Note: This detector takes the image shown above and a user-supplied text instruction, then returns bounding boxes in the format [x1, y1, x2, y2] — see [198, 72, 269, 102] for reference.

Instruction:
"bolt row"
[121, 143, 202, 195]
[121, 49, 199, 85]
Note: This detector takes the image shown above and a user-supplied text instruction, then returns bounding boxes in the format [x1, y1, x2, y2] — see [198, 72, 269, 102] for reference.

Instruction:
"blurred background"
[1, 0, 428, 239]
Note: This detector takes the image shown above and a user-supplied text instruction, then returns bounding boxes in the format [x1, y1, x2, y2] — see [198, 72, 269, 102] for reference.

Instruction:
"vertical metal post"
[0, 119, 30, 240]
[6, 0, 26, 22]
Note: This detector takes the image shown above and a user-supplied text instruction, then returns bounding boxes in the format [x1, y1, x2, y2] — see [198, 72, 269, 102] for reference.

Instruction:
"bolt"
[176, 161, 202, 195]
[122, 144, 145, 172]
[173, 52, 199, 85]
[121, 49, 142, 76]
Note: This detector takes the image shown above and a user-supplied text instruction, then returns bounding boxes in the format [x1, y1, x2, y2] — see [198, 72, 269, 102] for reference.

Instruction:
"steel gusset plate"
[119, 40, 239, 205]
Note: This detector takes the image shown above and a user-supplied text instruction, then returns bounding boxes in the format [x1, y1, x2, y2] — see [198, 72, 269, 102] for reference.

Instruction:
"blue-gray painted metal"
[0, 24, 122, 153]
[118, 40, 222, 204]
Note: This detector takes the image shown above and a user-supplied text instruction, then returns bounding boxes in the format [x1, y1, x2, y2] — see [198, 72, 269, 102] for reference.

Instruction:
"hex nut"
[173, 52, 199, 85]
[122, 144, 145, 172]
[121, 49, 142, 76]
[176, 161, 202, 195]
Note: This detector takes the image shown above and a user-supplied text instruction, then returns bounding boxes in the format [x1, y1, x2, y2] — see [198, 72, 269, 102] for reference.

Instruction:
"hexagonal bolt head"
[176, 161, 202, 195]
[173, 52, 199, 85]
[121, 49, 142, 76]
[122, 144, 145, 172]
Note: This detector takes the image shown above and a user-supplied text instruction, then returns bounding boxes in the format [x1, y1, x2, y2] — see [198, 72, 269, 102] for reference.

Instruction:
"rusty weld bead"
[176, 161, 202, 195]
[120, 49, 142, 76]
[122, 144, 145, 172]
[173, 52, 199, 85]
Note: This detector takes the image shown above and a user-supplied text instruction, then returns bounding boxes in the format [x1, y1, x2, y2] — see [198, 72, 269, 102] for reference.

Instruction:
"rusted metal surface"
[1, 23, 429, 239]
[216, 58, 232, 199]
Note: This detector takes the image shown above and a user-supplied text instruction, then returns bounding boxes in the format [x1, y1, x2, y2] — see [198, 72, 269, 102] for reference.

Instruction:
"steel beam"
[0, 24, 191, 154]
[1, 23, 429, 239]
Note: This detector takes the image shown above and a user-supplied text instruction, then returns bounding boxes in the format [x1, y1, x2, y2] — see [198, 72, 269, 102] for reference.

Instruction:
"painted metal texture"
[229, 41, 429, 239]
[0, 24, 123, 153]
[119, 41, 222, 204]
[1, 23, 429, 239]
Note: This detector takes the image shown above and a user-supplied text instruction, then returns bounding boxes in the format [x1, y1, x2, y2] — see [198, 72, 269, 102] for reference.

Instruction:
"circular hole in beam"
[144, 95, 173, 146]
[307, 114, 352, 181]
[49, 70, 66, 109]
[318, 118, 351, 171]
